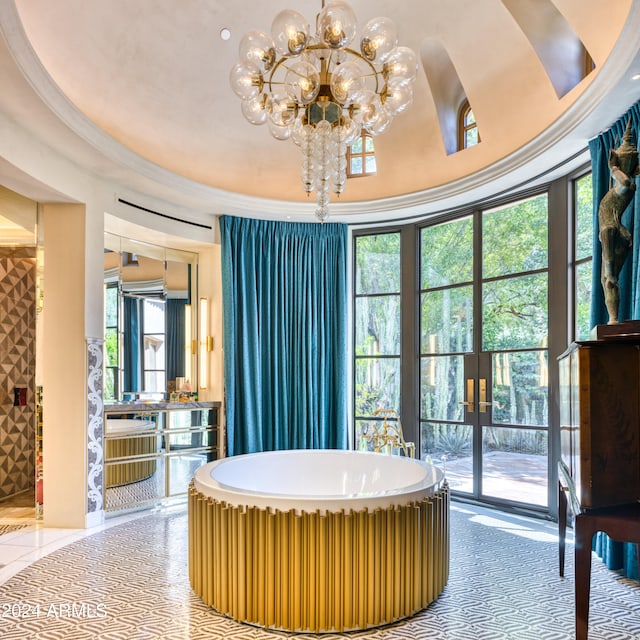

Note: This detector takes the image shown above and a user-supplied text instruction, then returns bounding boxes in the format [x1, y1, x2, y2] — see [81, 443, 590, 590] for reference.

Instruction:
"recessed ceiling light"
[220, 28, 231, 41]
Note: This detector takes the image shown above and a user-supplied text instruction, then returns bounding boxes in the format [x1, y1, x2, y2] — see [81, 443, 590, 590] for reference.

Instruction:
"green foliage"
[481, 196, 549, 352]
[575, 173, 594, 339]
[575, 174, 594, 260]
[575, 262, 592, 341]
[104, 328, 118, 366]
[420, 286, 473, 354]
[105, 285, 119, 326]
[355, 296, 400, 355]
[355, 233, 400, 294]
[421, 216, 473, 289]
[482, 272, 548, 351]
[104, 368, 115, 402]
[422, 423, 472, 459]
[483, 427, 547, 456]
[483, 195, 548, 278]
[355, 357, 400, 417]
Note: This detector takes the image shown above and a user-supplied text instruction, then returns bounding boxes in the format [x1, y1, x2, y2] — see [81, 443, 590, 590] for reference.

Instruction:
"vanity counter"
[104, 400, 219, 413]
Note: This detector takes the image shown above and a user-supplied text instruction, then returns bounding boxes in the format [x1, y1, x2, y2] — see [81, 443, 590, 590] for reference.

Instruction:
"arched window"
[458, 99, 479, 150]
[584, 50, 595, 78]
[347, 132, 377, 178]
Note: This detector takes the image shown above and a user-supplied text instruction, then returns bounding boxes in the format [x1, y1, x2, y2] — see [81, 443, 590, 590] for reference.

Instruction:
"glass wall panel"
[482, 273, 548, 351]
[483, 195, 548, 278]
[421, 355, 465, 422]
[143, 336, 165, 369]
[575, 174, 593, 260]
[355, 233, 400, 294]
[354, 232, 401, 431]
[355, 357, 400, 415]
[421, 422, 473, 493]
[421, 216, 473, 289]
[491, 351, 548, 427]
[144, 371, 166, 393]
[421, 286, 473, 353]
[355, 419, 375, 451]
[144, 299, 165, 332]
[575, 261, 592, 341]
[574, 173, 593, 340]
[355, 296, 400, 355]
[482, 426, 548, 506]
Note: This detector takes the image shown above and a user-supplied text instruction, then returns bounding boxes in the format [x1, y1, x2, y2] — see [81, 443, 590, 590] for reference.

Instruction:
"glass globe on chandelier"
[230, 1, 418, 222]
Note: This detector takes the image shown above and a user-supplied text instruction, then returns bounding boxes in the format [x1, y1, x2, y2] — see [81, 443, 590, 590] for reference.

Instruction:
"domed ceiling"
[0, 0, 639, 224]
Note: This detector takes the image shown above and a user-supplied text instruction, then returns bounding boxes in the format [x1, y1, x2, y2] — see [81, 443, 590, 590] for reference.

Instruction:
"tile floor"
[0, 499, 638, 639]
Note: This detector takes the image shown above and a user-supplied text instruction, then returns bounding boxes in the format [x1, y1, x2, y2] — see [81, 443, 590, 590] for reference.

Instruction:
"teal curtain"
[220, 215, 348, 456]
[166, 298, 187, 381]
[123, 295, 141, 392]
[589, 101, 640, 580]
[589, 102, 640, 327]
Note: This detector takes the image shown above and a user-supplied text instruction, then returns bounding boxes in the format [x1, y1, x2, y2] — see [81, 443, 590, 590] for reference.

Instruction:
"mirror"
[104, 233, 198, 402]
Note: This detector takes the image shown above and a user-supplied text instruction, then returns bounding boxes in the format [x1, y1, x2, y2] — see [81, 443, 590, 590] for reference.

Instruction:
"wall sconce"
[184, 303, 192, 385]
[199, 297, 213, 390]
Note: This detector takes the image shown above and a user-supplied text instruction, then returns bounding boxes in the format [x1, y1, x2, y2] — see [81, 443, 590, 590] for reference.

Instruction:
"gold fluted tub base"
[188, 482, 449, 633]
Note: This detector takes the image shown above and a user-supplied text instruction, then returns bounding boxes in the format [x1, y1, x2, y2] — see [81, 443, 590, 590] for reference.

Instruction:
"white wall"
[42, 203, 92, 528]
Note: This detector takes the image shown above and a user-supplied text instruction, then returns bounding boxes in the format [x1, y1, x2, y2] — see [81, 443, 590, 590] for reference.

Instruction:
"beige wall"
[196, 242, 224, 404]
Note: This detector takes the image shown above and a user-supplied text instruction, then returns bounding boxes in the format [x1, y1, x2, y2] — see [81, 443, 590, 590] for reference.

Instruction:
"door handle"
[458, 378, 475, 413]
[479, 378, 492, 413]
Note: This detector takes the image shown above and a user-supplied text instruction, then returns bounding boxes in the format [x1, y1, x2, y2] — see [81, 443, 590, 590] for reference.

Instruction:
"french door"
[420, 195, 550, 509]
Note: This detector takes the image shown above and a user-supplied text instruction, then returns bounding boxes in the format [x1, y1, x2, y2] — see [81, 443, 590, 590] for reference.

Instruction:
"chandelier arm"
[267, 56, 292, 92]
[266, 45, 381, 95]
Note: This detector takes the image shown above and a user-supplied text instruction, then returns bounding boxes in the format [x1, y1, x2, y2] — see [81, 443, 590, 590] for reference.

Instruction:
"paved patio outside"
[440, 451, 548, 507]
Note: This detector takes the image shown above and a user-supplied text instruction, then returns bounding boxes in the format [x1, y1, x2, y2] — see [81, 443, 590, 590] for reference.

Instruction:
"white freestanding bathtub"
[189, 449, 449, 633]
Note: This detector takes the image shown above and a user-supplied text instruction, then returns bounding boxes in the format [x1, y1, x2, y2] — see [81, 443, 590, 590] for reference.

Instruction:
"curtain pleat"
[123, 295, 140, 392]
[166, 298, 187, 382]
[589, 100, 640, 579]
[220, 215, 348, 457]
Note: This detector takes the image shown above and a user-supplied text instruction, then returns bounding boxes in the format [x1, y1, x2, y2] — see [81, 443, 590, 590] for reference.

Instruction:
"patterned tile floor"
[0, 501, 638, 639]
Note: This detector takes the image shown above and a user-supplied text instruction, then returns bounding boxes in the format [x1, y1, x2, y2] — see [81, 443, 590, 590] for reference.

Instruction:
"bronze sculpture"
[598, 118, 639, 324]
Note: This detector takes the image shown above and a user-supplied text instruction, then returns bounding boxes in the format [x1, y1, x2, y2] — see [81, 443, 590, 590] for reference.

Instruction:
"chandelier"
[230, 1, 418, 222]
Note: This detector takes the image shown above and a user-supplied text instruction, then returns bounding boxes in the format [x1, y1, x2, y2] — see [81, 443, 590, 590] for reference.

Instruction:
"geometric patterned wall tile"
[0, 257, 36, 500]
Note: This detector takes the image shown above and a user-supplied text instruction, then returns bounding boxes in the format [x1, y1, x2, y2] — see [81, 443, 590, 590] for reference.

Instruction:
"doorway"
[0, 187, 39, 523]
[420, 194, 549, 509]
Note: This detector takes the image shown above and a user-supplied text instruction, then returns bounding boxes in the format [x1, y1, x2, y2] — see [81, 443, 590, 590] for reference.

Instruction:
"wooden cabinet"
[558, 340, 640, 510]
[558, 340, 640, 640]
